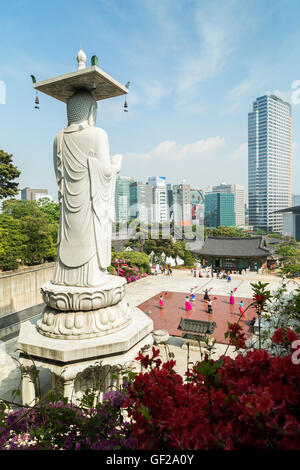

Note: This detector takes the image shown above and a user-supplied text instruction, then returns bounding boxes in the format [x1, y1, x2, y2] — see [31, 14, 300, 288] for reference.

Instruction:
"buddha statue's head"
[67, 89, 97, 126]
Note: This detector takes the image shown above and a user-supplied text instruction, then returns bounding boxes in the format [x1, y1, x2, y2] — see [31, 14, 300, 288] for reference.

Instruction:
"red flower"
[253, 293, 267, 302]
[272, 327, 299, 345]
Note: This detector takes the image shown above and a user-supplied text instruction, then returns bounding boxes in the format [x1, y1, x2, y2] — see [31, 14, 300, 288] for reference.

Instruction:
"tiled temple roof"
[193, 236, 271, 258]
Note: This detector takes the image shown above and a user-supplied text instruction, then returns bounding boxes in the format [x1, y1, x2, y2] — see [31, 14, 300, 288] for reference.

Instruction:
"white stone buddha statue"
[52, 89, 122, 287]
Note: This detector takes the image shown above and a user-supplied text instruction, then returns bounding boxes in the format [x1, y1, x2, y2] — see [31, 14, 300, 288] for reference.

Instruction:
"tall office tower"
[248, 95, 292, 232]
[172, 184, 192, 226]
[148, 176, 168, 223]
[204, 192, 235, 228]
[191, 189, 205, 225]
[130, 181, 153, 224]
[292, 195, 300, 207]
[21, 187, 50, 201]
[167, 183, 173, 220]
[115, 176, 133, 224]
[212, 182, 245, 226]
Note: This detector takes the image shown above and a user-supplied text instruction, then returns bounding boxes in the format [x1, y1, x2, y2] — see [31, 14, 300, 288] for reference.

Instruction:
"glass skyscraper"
[204, 192, 235, 228]
[248, 95, 292, 232]
[115, 176, 133, 223]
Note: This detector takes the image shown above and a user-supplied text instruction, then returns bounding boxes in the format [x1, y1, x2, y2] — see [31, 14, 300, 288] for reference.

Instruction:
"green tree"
[0, 214, 27, 271]
[1, 199, 58, 266]
[0, 149, 21, 199]
[276, 245, 300, 264]
[183, 250, 195, 268]
[281, 264, 300, 277]
[205, 226, 248, 238]
[172, 240, 186, 264]
[253, 228, 266, 235]
[2, 199, 38, 219]
[37, 198, 60, 224]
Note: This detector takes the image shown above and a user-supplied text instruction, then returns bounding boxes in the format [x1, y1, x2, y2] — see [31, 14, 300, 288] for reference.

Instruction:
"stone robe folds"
[53, 123, 119, 287]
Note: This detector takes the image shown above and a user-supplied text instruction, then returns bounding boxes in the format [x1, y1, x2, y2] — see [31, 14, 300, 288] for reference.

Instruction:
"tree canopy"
[205, 226, 249, 238]
[0, 149, 21, 200]
[0, 199, 58, 270]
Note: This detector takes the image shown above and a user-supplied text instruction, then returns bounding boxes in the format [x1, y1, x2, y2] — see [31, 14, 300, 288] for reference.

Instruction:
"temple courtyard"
[0, 269, 294, 404]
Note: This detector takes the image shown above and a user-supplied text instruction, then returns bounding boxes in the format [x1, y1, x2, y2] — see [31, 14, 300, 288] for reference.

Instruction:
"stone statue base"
[18, 307, 153, 405]
[41, 276, 126, 311]
[37, 299, 132, 340]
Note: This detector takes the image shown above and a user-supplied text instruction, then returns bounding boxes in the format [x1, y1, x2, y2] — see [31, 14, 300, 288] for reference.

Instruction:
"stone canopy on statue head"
[33, 50, 129, 103]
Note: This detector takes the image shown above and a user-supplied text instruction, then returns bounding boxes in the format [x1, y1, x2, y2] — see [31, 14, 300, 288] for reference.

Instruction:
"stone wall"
[0, 263, 55, 317]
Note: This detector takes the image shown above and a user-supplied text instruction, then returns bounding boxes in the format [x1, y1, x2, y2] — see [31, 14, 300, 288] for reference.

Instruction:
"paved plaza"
[0, 269, 294, 404]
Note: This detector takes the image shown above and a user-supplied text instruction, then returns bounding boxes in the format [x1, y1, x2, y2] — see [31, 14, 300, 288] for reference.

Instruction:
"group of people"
[159, 285, 246, 319]
[154, 264, 172, 276]
[184, 287, 213, 313]
[191, 268, 233, 282]
[216, 271, 232, 281]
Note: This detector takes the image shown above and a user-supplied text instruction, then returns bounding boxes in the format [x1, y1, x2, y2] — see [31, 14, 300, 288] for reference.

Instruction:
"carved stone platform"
[41, 276, 126, 311]
[18, 308, 154, 405]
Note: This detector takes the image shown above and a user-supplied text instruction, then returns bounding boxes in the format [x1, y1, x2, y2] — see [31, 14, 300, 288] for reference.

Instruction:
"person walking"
[207, 299, 213, 314]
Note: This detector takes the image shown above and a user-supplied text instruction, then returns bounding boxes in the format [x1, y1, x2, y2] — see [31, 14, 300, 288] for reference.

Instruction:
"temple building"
[193, 236, 272, 272]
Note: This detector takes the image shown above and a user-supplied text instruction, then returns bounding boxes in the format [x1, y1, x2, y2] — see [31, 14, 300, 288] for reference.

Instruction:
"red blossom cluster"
[224, 322, 247, 349]
[253, 293, 267, 303]
[272, 327, 299, 346]
[125, 343, 300, 450]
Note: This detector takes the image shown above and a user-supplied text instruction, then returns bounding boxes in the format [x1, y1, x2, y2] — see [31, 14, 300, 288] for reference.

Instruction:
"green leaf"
[139, 403, 151, 422]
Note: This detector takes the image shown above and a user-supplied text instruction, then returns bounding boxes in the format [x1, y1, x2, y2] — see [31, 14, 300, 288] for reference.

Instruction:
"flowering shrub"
[224, 322, 247, 350]
[112, 258, 148, 284]
[0, 388, 137, 450]
[246, 286, 300, 355]
[125, 344, 300, 450]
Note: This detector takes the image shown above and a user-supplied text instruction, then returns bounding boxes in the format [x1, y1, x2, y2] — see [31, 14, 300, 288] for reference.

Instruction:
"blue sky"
[1, 0, 300, 200]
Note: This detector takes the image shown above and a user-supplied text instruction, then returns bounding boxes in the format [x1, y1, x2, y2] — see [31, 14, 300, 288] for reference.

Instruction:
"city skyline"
[1, 1, 300, 201]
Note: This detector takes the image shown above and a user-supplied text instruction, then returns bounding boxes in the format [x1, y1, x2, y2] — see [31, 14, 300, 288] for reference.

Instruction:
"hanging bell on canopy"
[34, 89, 40, 109]
[123, 81, 130, 112]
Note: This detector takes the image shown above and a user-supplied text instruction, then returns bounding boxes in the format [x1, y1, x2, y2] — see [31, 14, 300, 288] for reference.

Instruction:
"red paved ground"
[138, 291, 257, 345]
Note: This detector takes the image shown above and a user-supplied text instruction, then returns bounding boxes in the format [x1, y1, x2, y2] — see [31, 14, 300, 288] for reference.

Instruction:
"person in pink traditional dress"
[159, 294, 165, 309]
[185, 296, 192, 311]
[229, 290, 235, 305]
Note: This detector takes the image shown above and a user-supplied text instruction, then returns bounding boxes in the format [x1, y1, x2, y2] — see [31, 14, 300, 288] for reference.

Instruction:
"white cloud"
[125, 136, 225, 161]
[230, 141, 248, 161]
[175, 3, 239, 100]
[224, 77, 256, 114]
[265, 89, 292, 102]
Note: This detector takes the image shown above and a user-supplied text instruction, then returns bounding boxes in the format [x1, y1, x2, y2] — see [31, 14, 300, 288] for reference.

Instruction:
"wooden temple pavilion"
[193, 236, 272, 273]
